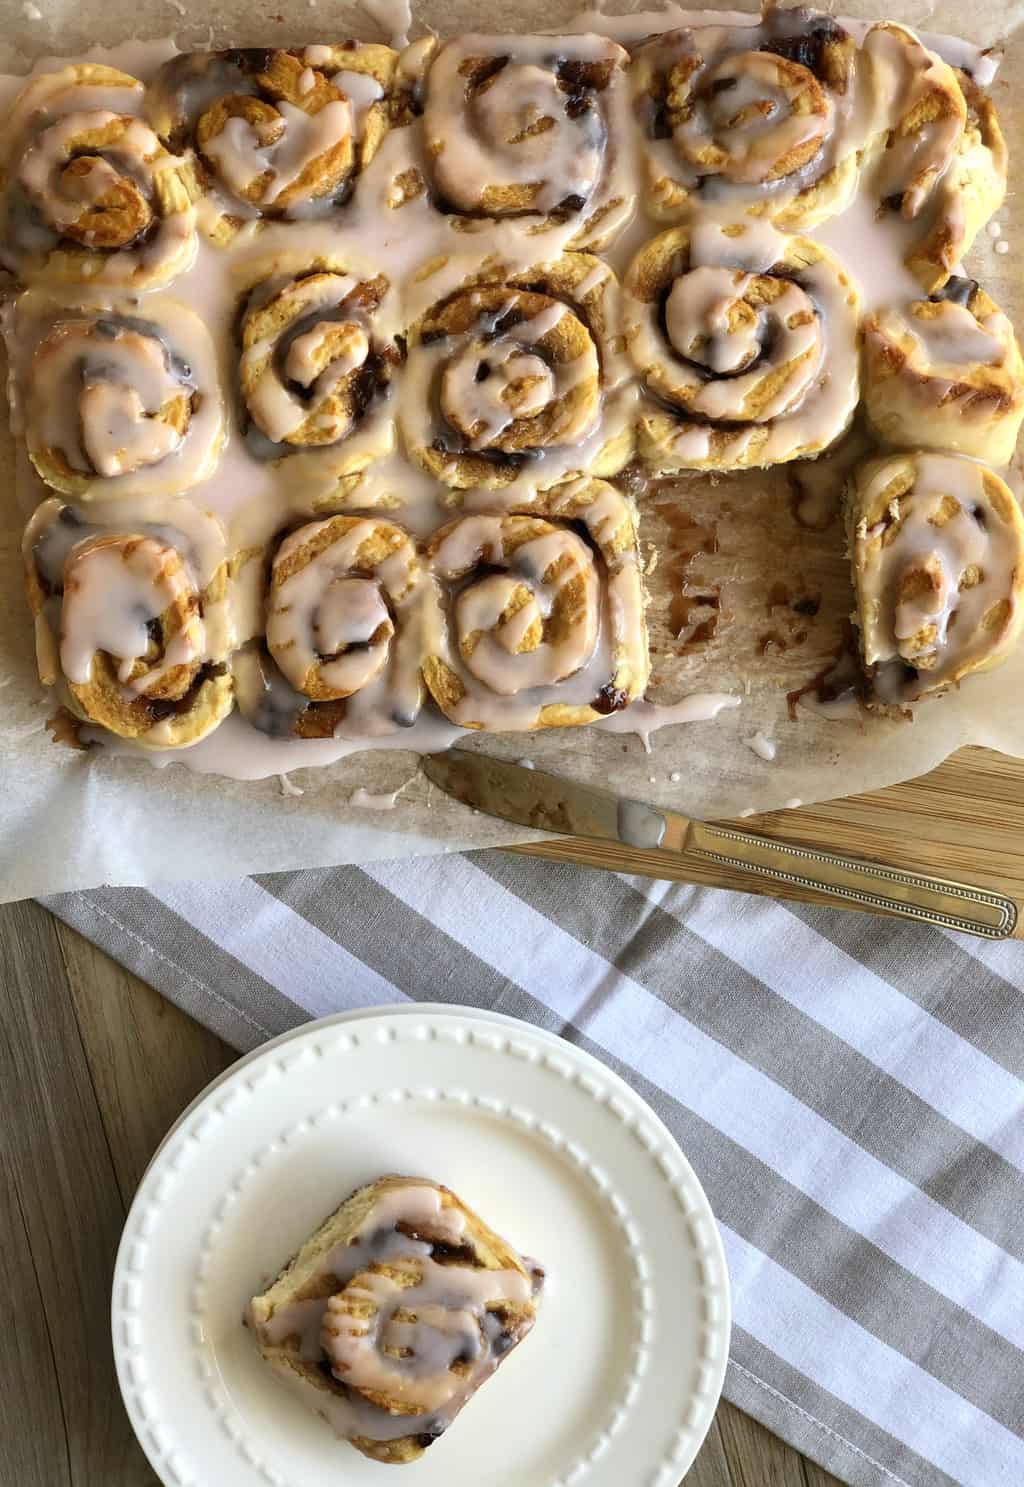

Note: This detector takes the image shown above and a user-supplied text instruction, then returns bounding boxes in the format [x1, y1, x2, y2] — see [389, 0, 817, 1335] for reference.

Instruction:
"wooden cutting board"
[514, 745, 1024, 936]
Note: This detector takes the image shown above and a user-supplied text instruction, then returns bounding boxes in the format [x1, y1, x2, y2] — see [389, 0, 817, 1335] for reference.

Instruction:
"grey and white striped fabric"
[44, 856, 1024, 1487]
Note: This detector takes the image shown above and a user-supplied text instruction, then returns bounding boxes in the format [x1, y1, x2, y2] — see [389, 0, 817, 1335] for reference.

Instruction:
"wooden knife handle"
[689, 824, 1017, 939]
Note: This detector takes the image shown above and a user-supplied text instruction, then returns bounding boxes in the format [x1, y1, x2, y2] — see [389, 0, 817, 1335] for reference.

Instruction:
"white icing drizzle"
[349, 782, 409, 808]
[631, 13, 1005, 298]
[202, 98, 354, 209]
[241, 272, 370, 444]
[664, 265, 820, 418]
[129, 705, 465, 778]
[245, 516, 428, 738]
[59, 534, 204, 690]
[631, 11, 864, 229]
[321, 1256, 531, 1414]
[624, 218, 861, 470]
[24, 493, 232, 680]
[810, 172, 934, 312]
[16, 292, 224, 496]
[4, 63, 146, 168]
[3, 67, 196, 286]
[852, 454, 1024, 697]
[862, 286, 1024, 464]
[745, 729, 777, 761]
[361, 0, 413, 49]
[253, 1180, 540, 1447]
[424, 479, 647, 731]
[902, 302, 1003, 367]
[422, 32, 635, 249]
[596, 693, 741, 751]
[1, 18, 1012, 780]
[332, 69, 384, 132]
[398, 277, 622, 496]
[427, 515, 604, 728]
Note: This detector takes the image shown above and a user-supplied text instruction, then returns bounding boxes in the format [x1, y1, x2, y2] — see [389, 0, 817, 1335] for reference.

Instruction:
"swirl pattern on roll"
[2, 64, 195, 288]
[147, 45, 397, 235]
[862, 27, 1006, 292]
[235, 515, 425, 739]
[847, 453, 1024, 702]
[23, 496, 233, 746]
[421, 33, 634, 250]
[239, 263, 397, 471]
[249, 1176, 543, 1466]
[17, 295, 224, 498]
[422, 478, 648, 730]
[401, 254, 631, 492]
[624, 220, 860, 472]
[863, 278, 1024, 465]
[631, 10, 860, 230]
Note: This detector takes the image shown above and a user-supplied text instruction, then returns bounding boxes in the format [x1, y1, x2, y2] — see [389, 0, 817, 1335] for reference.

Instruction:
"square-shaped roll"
[248, 1175, 543, 1464]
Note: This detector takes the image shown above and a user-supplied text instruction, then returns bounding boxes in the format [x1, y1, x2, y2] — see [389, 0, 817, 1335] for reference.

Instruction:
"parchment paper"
[1, 0, 1022, 902]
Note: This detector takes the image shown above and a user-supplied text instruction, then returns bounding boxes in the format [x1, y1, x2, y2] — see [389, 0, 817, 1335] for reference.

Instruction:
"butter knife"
[421, 749, 1017, 940]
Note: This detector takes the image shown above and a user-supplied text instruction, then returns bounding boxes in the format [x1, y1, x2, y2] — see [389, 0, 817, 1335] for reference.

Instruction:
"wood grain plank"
[0, 900, 150, 1485]
[684, 1412, 737, 1487]
[0, 1141, 71, 1487]
[514, 745, 1024, 931]
[716, 1398, 843, 1487]
[802, 1459, 848, 1487]
[55, 922, 235, 1200]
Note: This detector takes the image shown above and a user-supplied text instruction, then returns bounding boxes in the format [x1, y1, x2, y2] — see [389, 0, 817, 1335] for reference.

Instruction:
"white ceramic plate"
[113, 1005, 731, 1487]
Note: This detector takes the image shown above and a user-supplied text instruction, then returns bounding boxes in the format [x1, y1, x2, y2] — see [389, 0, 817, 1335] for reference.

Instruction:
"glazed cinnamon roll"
[23, 496, 233, 747]
[1, 64, 195, 288]
[422, 478, 648, 730]
[624, 221, 860, 472]
[863, 278, 1024, 466]
[250, 1176, 542, 1465]
[862, 27, 1006, 292]
[239, 261, 398, 479]
[235, 515, 425, 739]
[420, 33, 634, 250]
[631, 10, 861, 231]
[146, 44, 398, 239]
[12, 293, 224, 498]
[846, 452, 1024, 702]
[401, 255, 631, 492]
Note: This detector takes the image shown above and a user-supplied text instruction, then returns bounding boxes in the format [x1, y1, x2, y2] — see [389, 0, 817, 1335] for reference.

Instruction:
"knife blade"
[421, 749, 685, 850]
[421, 749, 1019, 940]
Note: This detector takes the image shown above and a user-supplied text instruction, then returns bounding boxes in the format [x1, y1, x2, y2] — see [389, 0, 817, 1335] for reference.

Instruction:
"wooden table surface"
[0, 896, 842, 1487]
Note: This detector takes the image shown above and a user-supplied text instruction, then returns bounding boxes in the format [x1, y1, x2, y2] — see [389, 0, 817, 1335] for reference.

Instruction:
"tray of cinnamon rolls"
[1, 4, 1021, 782]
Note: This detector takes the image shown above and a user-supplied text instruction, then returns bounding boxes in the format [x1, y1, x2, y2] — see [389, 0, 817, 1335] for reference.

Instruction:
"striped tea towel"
[43, 854, 1024, 1487]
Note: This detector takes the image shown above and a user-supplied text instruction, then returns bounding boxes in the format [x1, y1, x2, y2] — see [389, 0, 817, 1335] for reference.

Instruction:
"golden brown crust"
[863, 281, 1024, 464]
[1, 64, 195, 288]
[422, 479, 648, 730]
[420, 33, 634, 251]
[22, 299, 225, 499]
[22, 497, 233, 749]
[846, 452, 1024, 701]
[249, 1176, 540, 1466]
[631, 16, 860, 230]
[402, 254, 631, 492]
[146, 45, 398, 238]
[858, 33, 1008, 294]
[238, 263, 395, 462]
[624, 226, 860, 473]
